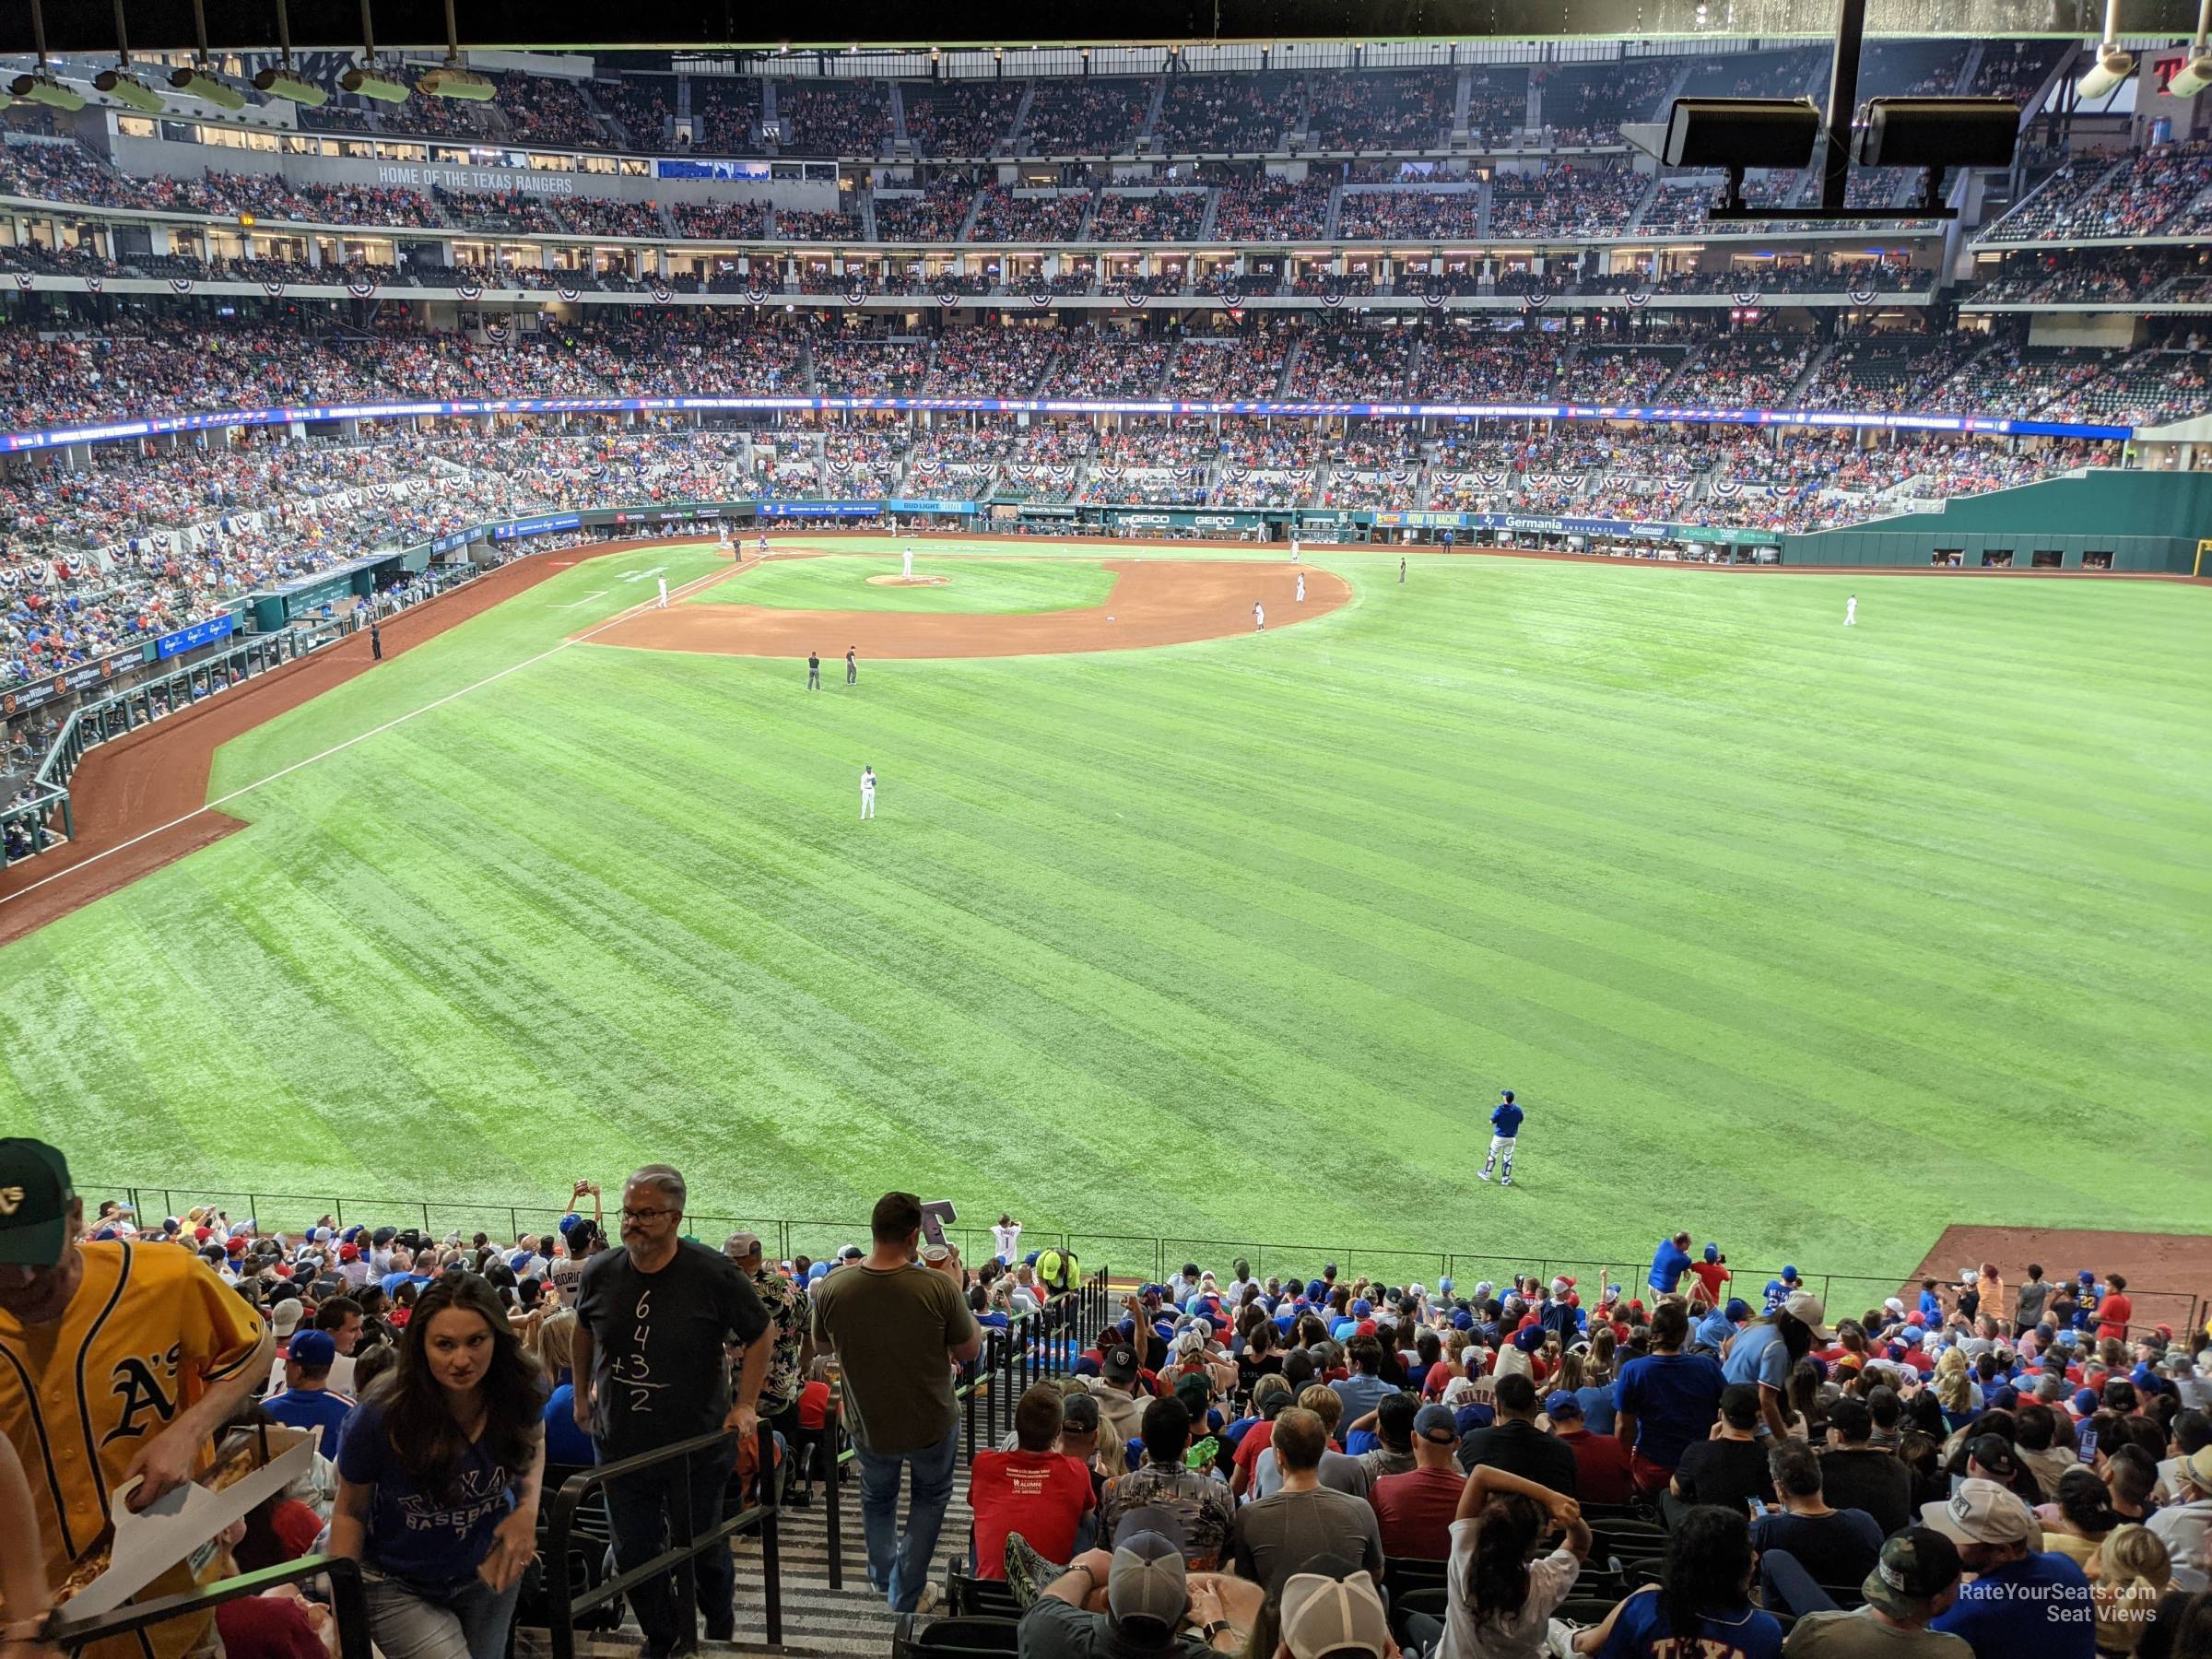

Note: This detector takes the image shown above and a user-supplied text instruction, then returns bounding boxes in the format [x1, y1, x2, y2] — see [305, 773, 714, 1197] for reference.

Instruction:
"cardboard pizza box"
[53, 1423, 316, 1627]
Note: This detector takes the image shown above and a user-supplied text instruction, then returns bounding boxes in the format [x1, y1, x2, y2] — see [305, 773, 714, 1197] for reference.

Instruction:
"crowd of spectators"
[873, 181, 982, 241]
[1090, 191, 1210, 241]
[1984, 141, 2212, 243]
[1535, 58, 1674, 147]
[1492, 163, 1645, 238]
[1210, 178, 1335, 241]
[774, 80, 892, 156]
[1017, 78, 1153, 154]
[1304, 68, 1453, 150]
[970, 187, 1092, 244]
[594, 75, 674, 148]
[691, 76, 763, 155]
[1156, 73, 1305, 152]
[1338, 189, 1485, 241]
[902, 81, 1024, 157]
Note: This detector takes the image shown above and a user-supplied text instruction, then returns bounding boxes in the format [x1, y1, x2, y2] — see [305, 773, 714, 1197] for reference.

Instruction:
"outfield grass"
[2, 538, 2207, 1284]
[688, 553, 1120, 614]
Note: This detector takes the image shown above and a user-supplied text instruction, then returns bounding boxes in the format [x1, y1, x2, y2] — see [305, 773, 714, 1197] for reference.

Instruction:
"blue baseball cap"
[1544, 1390, 1581, 1418]
[2072, 1387, 2099, 1416]
[288, 1330, 337, 1370]
[1452, 1311, 1474, 1330]
[1704, 1243, 1721, 1262]
[1512, 1324, 1545, 1352]
[1724, 1298, 1752, 1321]
[1782, 1265, 1801, 1282]
[1352, 1299, 1372, 1317]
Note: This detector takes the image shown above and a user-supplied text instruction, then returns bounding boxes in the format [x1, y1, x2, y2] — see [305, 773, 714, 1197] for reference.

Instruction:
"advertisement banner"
[488, 512, 583, 540]
[0, 397, 2137, 456]
[154, 612, 237, 659]
[0, 653, 128, 716]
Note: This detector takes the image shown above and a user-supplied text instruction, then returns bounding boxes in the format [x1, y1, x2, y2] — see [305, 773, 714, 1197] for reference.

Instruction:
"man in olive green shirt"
[811, 1192, 983, 1613]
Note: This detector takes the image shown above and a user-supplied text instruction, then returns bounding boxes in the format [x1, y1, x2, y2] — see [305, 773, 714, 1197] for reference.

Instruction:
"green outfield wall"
[1782, 470, 2211, 573]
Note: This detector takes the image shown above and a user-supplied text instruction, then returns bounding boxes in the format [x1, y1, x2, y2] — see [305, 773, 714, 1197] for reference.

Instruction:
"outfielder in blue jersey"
[1479, 1089, 1524, 1185]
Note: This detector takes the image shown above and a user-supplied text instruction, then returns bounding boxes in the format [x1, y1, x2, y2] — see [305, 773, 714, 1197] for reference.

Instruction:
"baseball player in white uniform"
[656, 577, 669, 609]
[902, 545, 915, 581]
[1253, 602, 1265, 631]
[860, 765, 877, 820]
[1296, 571, 1306, 604]
[1290, 535, 1300, 564]
[1844, 594, 1857, 626]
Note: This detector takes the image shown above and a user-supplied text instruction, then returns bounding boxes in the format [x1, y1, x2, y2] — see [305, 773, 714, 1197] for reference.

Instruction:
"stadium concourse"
[3, 1158, 2211, 1659]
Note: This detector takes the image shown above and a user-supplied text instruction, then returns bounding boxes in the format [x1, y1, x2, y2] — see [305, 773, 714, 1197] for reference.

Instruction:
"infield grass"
[687, 552, 1121, 614]
[2, 537, 2206, 1287]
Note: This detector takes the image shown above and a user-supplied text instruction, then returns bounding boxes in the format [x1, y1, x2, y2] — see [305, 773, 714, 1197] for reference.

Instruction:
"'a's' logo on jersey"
[100, 1348, 181, 1447]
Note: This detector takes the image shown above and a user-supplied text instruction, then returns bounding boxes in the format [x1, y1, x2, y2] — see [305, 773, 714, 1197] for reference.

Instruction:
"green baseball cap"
[1861, 1526, 1962, 1619]
[0, 1140, 76, 1266]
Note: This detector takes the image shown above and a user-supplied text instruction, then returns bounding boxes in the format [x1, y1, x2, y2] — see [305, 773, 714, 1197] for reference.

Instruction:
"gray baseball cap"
[1108, 1531, 1186, 1632]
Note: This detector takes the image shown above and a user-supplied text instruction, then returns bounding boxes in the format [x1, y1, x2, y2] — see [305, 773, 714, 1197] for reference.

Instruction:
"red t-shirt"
[968, 1450, 1096, 1578]
[216, 1594, 326, 1659]
[1690, 1261, 1732, 1304]
[1371, 1466, 1465, 1560]
[2096, 1295, 2133, 1341]
[796, 1379, 830, 1430]
[1232, 1418, 1277, 1482]
[1559, 1428, 1635, 1506]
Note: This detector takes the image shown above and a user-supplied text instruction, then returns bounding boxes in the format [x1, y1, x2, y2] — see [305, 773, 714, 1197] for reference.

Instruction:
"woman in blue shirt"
[332, 1275, 548, 1659]
[533, 1309, 596, 1469]
[1569, 1504, 1783, 1657]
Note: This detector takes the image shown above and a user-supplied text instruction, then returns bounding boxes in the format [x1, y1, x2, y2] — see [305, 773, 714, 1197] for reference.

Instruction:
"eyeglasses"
[621, 1206, 679, 1223]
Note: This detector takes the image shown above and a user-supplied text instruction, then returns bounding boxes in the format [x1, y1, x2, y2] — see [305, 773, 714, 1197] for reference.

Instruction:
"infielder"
[1296, 571, 1306, 604]
[1845, 594, 1857, 626]
[719, 526, 734, 559]
[1478, 1088, 1523, 1186]
[1290, 535, 1300, 564]
[860, 765, 876, 820]
[1253, 601, 1265, 632]
[902, 545, 915, 581]
[656, 577, 669, 609]
[845, 646, 857, 685]
[806, 651, 821, 689]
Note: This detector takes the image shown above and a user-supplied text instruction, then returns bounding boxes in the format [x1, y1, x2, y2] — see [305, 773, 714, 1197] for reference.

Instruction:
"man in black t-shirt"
[1455, 1374, 1578, 1498]
[1665, 1383, 1774, 1526]
[576, 1165, 772, 1659]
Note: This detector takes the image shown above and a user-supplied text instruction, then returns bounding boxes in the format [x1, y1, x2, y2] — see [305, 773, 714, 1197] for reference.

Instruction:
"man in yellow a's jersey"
[0, 1140, 271, 1659]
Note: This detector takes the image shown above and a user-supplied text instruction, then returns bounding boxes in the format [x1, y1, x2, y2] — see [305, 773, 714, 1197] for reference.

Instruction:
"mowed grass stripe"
[2, 545, 2205, 1270]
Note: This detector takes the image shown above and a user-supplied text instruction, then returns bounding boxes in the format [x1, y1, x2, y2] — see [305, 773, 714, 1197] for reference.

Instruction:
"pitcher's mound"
[866, 573, 951, 587]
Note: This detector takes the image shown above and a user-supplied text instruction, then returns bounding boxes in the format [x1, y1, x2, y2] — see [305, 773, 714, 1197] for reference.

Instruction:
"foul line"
[0, 565, 728, 912]
[546, 590, 609, 610]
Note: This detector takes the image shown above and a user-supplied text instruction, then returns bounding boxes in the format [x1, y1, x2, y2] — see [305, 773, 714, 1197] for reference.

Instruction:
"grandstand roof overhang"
[0, 0, 2193, 54]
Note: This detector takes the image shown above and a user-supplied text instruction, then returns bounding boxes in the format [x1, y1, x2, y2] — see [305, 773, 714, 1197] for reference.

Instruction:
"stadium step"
[522, 1462, 981, 1657]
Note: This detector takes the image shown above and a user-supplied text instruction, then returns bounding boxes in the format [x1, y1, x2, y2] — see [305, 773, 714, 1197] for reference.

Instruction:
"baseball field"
[0, 536, 2206, 1284]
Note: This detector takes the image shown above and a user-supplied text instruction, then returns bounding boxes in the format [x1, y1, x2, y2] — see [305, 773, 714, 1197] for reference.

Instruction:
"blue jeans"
[853, 1422, 959, 1613]
[361, 1567, 522, 1659]
[603, 1441, 738, 1651]
[1759, 1548, 1842, 1619]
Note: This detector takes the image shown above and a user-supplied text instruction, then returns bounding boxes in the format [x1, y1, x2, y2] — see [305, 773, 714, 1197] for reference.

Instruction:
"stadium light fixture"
[418, 0, 496, 100]
[341, 0, 413, 103]
[169, 0, 249, 111]
[8, 0, 87, 112]
[92, 0, 171, 116]
[2077, 0, 2136, 100]
[252, 0, 328, 106]
[2165, 0, 2212, 96]
[1853, 98, 2019, 209]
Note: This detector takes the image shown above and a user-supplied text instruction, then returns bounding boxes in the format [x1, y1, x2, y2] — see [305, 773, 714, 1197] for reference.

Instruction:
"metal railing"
[542, 1418, 783, 1659]
[53, 1553, 370, 1659]
[818, 1273, 1112, 1591]
[84, 1182, 2208, 1341]
[2, 614, 356, 867]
